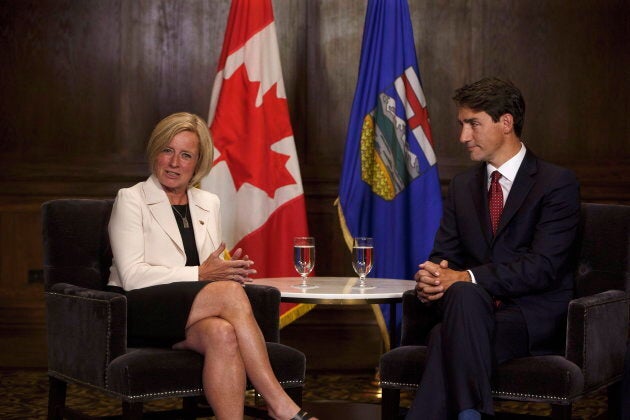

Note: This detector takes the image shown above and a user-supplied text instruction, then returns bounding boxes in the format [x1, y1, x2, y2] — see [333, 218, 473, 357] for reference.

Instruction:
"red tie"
[489, 171, 503, 235]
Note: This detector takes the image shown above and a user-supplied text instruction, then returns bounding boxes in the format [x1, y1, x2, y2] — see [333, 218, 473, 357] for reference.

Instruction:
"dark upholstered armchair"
[43, 199, 306, 419]
[379, 203, 630, 420]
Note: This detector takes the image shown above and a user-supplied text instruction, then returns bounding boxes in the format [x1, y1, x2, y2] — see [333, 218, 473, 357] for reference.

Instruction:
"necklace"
[171, 205, 190, 229]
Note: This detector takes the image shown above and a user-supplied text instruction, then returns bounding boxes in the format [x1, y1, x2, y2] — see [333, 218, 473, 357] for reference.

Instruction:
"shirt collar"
[486, 143, 526, 183]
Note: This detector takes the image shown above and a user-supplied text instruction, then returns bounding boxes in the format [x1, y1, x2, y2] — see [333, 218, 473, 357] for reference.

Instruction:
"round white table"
[252, 276, 417, 346]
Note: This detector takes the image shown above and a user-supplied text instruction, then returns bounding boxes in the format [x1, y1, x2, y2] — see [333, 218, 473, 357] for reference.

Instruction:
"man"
[406, 78, 580, 419]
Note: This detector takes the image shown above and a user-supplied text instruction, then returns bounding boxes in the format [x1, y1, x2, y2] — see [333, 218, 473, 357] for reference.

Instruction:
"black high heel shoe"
[291, 409, 315, 419]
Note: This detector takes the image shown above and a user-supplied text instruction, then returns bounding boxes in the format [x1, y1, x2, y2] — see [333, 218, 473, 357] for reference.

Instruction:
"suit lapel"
[468, 164, 493, 245]
[495, 151, 538, 237]
[143, 176, 185, 254]
[188, 187, 220, 261]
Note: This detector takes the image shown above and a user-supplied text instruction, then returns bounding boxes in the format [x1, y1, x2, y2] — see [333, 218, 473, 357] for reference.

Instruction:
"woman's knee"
[201, 281, 251, 307]
[188, 317, 239, 352]
[188, 282, 253, 328]
[207, 279, 243, 293]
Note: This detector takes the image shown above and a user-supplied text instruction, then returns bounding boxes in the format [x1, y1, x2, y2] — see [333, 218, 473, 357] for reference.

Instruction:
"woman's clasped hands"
[198, 242, 256, 283]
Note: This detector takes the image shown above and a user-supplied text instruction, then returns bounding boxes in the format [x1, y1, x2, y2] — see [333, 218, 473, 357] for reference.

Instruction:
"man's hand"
[414, 260, 471, 302]
[198, 243, 256, 283]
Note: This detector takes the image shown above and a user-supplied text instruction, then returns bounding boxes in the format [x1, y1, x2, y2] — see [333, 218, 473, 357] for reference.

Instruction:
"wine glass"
[292, 237, 317, 289]
[352, 237, 375, 289]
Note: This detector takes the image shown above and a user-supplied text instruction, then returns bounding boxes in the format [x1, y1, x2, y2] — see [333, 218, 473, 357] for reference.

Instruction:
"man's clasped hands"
[414, 260, 472, 303]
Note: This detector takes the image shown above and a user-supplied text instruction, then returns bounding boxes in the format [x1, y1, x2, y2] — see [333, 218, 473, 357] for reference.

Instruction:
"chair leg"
[382, 388, 401, 420]
[607, 381, 622, 420]
[47, 376, 67, 420]
[182, 396, 198, 420]
[122, 401, 143, 420]
[286, 386, 303, 407]
[550, 403, 571, 420]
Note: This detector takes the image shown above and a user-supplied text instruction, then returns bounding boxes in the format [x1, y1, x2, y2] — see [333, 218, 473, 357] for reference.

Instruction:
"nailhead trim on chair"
[379, 381, 419, 389]
[380, 381, 572, 403]
[278, 379, 305, 387]
[48, 370, 202, 404]
[105, 297, 113, 388]
[492, 390, 570, 403]
[112, 388, 205, 401]
[109, 380, 305, 401]
[51, 370, 205, 402]
[46, 291, 117, 389]
[49, 374, 304, 401]
[49, 370, 110, 390]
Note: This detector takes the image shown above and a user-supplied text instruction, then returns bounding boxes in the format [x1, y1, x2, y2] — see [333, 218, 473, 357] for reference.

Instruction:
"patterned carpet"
[0, 368, 609, 419]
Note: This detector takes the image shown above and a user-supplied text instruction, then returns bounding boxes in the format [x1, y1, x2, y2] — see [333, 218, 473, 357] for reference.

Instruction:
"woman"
[107, 112, 315, 420]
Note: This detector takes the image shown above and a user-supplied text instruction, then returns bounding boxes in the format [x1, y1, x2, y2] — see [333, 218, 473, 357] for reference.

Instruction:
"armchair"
[379, 203, 630, 419]
[44, 198, 306, 419]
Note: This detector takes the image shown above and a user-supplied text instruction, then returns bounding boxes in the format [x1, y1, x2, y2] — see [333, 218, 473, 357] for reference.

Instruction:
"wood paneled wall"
[0, 0, 628, 368]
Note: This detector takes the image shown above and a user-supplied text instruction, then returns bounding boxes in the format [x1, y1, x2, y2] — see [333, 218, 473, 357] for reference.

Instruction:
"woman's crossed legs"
[174, 281, 311, 420]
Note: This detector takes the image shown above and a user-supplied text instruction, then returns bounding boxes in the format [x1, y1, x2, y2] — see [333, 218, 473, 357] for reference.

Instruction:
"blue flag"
[337, 0, 443, 347]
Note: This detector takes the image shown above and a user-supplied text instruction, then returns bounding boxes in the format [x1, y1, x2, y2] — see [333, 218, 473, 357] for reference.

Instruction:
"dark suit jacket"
[431, 150, 580, 355]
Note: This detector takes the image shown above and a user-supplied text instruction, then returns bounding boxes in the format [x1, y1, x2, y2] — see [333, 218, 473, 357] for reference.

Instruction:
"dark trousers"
[405, 282, 530, 419]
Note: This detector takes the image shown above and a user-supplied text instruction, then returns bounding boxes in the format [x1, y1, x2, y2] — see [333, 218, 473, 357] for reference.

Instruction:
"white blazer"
[107, 175, 221, 291]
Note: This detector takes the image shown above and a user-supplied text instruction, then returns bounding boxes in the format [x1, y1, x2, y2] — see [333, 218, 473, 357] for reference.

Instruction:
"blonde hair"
[146, 112, 214, 186]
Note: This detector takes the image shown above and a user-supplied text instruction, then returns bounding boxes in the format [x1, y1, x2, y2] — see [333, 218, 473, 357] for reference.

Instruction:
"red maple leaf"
[211, 65, 296, 198]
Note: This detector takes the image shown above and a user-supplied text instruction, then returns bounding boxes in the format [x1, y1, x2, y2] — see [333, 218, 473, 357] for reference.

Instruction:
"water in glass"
[294, 244, 315, 277]
[292, 237, 317, 289]
[353, 237, 374, 289]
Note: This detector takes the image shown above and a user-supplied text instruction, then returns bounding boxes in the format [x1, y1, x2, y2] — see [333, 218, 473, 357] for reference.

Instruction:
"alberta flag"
[337, 0, 443, 347]
[202, 0, 313, 327]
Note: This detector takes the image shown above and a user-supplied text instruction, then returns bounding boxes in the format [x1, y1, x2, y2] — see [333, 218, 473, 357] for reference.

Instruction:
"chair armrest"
[566, 289, 629, 389]
[46, 282, 127, 388]
[400, 289, 440, 346]
[244, 284, 281, 343]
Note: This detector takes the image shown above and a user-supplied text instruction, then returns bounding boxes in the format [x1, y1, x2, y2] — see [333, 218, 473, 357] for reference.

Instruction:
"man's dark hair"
[453, 77, 526, 137]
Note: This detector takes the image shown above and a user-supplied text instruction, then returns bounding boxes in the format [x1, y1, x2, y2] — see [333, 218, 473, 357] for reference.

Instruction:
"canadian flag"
[201, 0, 312, 326]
